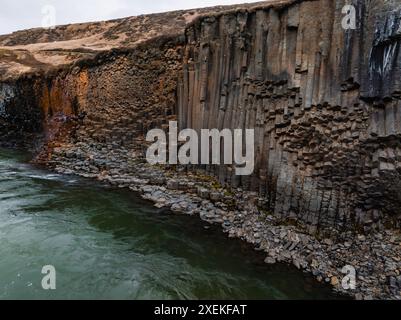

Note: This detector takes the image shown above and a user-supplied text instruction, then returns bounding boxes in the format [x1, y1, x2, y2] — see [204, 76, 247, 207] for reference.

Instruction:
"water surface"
[0, 148, 339, 299]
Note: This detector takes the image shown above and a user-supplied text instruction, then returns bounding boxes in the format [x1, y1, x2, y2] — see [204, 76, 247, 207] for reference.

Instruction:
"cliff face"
[178, 0, 401, 232]
[0, 2, 270, 80]
[1, 0, 401, 234]
[0, 37, 182, 166]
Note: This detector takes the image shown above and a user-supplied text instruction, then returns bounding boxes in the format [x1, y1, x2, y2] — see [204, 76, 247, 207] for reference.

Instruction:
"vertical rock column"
[178, 0, 401, 232]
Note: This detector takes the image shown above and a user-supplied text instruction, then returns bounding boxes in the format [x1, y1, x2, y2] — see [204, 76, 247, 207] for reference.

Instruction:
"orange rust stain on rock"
[75, 70, 89, 111]
[38, 83, 50, 122]
[50, 79, 73, 116]
[36, 71, 90, 164]
[38, 79, 74, 124]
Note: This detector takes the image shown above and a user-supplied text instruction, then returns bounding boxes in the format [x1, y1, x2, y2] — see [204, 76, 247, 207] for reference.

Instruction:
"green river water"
[0, 148, 340, 300]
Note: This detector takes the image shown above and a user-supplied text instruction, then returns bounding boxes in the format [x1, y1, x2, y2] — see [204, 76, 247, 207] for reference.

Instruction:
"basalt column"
[178, 0, 401, 233]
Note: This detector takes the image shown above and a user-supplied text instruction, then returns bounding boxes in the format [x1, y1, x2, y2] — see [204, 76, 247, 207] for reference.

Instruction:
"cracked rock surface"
[0, 0, 401, 299]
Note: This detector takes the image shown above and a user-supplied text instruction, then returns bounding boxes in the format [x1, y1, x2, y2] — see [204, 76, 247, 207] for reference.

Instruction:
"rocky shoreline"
[39, 143, 401, 300]
[1, 0, 401, 301]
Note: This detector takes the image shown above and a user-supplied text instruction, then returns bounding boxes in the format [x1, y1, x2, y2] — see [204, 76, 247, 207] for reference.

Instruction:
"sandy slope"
[0, 1, 291, 80]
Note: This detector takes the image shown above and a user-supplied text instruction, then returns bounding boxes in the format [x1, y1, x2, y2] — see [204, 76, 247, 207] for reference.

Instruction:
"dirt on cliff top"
[0, 0, 294, 81]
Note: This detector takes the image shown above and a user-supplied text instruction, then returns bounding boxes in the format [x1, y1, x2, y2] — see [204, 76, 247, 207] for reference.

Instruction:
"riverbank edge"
[39, 154, 401, 301]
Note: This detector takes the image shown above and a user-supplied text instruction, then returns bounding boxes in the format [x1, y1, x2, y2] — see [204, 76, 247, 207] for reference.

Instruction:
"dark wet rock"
[1, 0, 401, 300]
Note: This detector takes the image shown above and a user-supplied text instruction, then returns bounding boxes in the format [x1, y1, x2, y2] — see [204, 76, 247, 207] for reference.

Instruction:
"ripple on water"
[0, 148, 342, 300]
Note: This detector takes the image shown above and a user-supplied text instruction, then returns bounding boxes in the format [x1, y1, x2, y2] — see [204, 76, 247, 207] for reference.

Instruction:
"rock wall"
[1, 0, 401, 234]
[178, 0, 401, 233]
[2, 1, 401, 300]
[0, 80, 43, 148]
[0, 37, 183, 163]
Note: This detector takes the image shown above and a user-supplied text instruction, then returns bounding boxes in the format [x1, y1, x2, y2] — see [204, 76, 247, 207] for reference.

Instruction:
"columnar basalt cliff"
[1, 0, 401, 299]
[179, 0, 401, 233]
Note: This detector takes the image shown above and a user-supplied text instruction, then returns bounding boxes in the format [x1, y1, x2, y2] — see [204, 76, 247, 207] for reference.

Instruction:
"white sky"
[0, 0, 261, 35]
